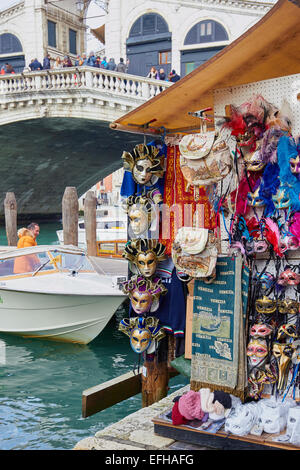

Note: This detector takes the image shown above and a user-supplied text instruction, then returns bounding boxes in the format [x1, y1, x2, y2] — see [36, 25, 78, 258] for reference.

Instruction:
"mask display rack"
[152, 72, 300, 450]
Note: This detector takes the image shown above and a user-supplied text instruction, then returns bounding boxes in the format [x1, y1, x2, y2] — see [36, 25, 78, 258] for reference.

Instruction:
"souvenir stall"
[111, 0, 300, 449]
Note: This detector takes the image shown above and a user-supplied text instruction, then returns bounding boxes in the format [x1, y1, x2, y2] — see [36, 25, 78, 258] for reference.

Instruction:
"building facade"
[0, 0, 87, 72]
[100, 0, 277, 78]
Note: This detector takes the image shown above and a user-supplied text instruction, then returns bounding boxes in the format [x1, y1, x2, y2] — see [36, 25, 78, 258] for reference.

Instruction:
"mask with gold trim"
[277, 299, 299, 316]
[118, 316, 165, 354]
[272, 186, 291, 210]
[272, 342, 295, 391]
[277, 323, 298, 342]
[243, 139, 265, 172]
[123, 239, 166, 278]
[122, 275, 167, 315]
[122, 144, 165, 186]
[247, 338, 269, 368]
[255, 296, 277, 315]
[250, 323, 273, 339]
[247, 186, 264, 207]
[123, 189, 162, 237]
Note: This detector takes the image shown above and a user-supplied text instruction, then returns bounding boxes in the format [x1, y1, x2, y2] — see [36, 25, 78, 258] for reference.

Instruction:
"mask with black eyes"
[123, 239, 166, 278]
[122, 144, 165, 186]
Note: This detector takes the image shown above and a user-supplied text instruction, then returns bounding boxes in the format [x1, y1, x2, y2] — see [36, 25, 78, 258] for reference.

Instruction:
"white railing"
[0, 66, 172, 100]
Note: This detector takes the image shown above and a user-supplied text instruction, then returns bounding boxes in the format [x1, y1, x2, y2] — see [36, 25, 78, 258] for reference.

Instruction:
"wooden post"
[84, 190, 97, 256]
[62, 187, 78, 246]
[4, 192, 18, 246]
[141, 336, 169, 408]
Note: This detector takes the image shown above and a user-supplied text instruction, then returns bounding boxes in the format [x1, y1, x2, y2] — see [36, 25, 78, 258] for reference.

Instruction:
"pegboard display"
[213, 73, 300, 254]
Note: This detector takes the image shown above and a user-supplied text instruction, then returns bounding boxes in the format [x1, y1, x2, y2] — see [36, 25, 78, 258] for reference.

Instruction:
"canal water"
[0, 221, 188, 450]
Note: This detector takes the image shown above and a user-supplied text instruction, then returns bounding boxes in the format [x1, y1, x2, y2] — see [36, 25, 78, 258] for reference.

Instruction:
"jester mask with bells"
[123, 239, 166, 278]
[272, 342, 295, 391]
[122, 144, 165, 186]
[118, 316, 165, 354]
[123, 189, 162, 237]
[122, 275, 167, 315]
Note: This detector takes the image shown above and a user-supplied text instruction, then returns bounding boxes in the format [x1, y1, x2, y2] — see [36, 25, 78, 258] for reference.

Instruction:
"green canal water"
[0, 222, 188, 450]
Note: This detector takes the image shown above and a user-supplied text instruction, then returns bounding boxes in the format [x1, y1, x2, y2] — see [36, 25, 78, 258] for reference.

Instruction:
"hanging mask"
[122, 144, 165, 186]
[122, 275, 167, 314]
[244, 239, 255, 256]
[272, 186, 291, 210]
[289, 155, 300, 179]
[277, 299, 299, 316]
[277, 268, 300, 286]
[243, 139, 265, 172]
[247, 338, 269, 368]
[250, 323, 273, 339]
[123, 239, 166, 278]
[123, 190, 162, 237]
[118, 316, 165, 354]
[277, 324, 298, 342]
[255, 296, 277, 315]
[248, 366, 277, 400]
[272, 342, 295, 391]
[253, 238, 268, 253]
[247, 186, 265, 207]
[253, 271, 274, 291]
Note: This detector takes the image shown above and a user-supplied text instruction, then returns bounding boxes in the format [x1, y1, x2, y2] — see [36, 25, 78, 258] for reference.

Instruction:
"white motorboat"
[0, 245, 128, 344]
[56, 206, 128, 249]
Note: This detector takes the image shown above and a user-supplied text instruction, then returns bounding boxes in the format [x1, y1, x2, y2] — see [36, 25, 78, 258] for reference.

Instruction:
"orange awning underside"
[110, 0, 300, 136]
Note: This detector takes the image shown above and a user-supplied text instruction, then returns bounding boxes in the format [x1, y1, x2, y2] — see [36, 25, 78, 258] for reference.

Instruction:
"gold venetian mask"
[122, 144, 165, 185]
[272, 187, 291, 210]
[123, 239, 166, 278]
[247, 338, 268, 367]
[255, 296, 277, 315]
[247, 186, 264, 207]
[136, 252, 157, 278]
[272, 342, 295, 391]
[277, 299, 299, 316]
[128, 207, 149, 236]
[130, 326, 152, 353]
[130, 290, 153, 315]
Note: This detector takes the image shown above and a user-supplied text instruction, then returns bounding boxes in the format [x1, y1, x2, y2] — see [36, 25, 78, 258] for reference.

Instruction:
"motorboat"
[56, 206, 128, 249]
[0, 245, 128, 344]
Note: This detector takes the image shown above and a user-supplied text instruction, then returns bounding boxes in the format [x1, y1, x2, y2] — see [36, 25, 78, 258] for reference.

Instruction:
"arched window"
[184, 20, 228, 45]
[129, 13, 169, 38]
[0, 33, 23, 54]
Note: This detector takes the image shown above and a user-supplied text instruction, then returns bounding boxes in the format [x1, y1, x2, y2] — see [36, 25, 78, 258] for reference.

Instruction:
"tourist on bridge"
[168, 69, 180, 82]
[43, 53, 51, 70]
[147, 66, 158, 79]
[116, 58, 127, 73]
[29, 58, 43, 71]
[100, 56, 108, 69]
[87, 51, 96, 66]
[107, 58, 116, 71]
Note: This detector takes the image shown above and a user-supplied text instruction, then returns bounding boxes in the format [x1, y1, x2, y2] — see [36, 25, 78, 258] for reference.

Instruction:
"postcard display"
[120, 73, 300, 448]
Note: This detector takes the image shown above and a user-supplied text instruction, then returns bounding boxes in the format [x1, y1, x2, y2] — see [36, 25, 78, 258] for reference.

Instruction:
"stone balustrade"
[0, 67, 172, 126]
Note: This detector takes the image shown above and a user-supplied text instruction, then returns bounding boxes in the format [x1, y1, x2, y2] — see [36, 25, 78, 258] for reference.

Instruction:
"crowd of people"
[1, 51, 180, 82]
[146, 66, 180, 82]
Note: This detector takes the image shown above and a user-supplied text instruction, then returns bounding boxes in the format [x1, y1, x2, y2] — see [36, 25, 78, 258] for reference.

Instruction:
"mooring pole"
[4, 192, 18, 246]
[62, 187, 78, 246]
[141, 336, 169, 407]
[84, 191, 97, 256]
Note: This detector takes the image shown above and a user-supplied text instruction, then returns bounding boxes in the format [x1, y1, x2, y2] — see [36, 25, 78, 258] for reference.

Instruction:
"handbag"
[179, 130, 232, 200]
[171, 226, 218, 279]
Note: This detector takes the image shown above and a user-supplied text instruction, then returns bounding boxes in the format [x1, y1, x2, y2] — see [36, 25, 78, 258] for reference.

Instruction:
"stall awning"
[110, 0, 300, 136]
[91, 24, 105, 44]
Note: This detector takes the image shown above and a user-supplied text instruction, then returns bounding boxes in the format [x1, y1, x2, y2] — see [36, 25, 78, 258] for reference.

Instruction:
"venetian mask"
[272, 187, 291, 210]
[278, 299, 299, 316]
[253, 238, 268, 253]
[122, 275, 167, 314]
[225, 402, 260, 436]
[122, 144, 165, 186]
[277, 268, 300, 286]
[123, 239, 166, 278]
[248, 366, 277, 400]
[244, 140, 265, 171]
[272, 342, 294, 391]
[290, 155, 300, 179]
[118, 316, 165, 354]
[280, 236, 300, 253]
[260, 399, 289, 434]
[247, 186, 264, 207]
[253, 272, 274, 291]
[286, 407, 300, 445]
[277, 324, 298, 341]
[255, 296, 277, 315]
[128, 207, 150, 236]
[247, 338, 268, 367]
[250, 323, 273, 339]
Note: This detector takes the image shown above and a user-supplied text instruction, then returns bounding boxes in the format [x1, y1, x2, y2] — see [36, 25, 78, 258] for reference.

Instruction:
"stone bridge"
[0, 67, 171, 218]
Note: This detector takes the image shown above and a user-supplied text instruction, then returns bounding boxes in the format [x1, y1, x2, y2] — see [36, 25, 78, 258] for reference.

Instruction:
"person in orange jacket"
[14, 223, 40, 273]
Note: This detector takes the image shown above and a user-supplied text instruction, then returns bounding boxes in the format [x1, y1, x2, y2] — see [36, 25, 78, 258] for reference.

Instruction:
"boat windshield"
[0, 250, 55, 277]
[49, 250, 94, 273]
